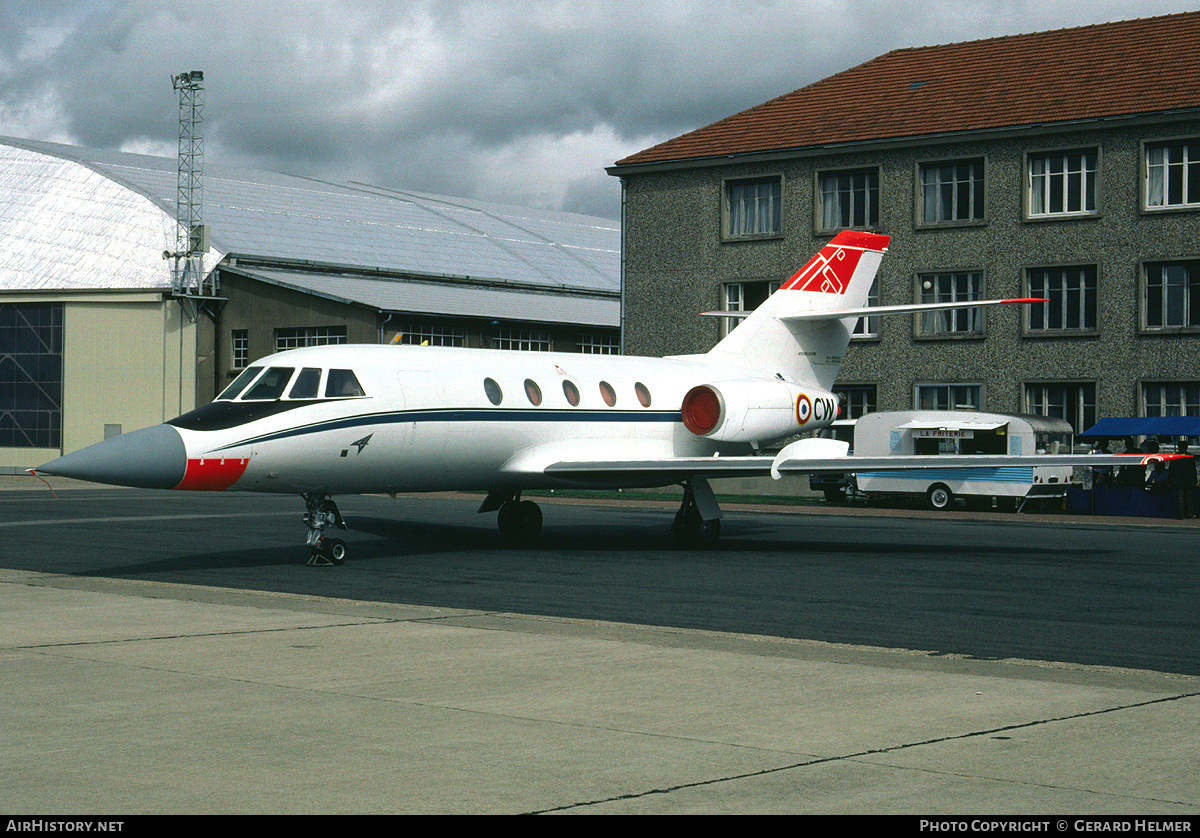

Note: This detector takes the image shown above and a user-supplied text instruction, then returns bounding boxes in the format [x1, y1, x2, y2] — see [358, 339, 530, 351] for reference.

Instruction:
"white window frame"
[274, 326, 347, 352]
[1025, 266, 1098, 333]
[834, 385, 876, 419]
[1142, 260, 1200, 331]
[721, 279, 780, 337]
[1027, 150, 1098, 218]
[231, 329, 248, 369]
[495, 327, 550, 351]
[851, 277, 879, 339]
[918, 158, 985, 225]
[1145, 139, 1200, 211]
[398, 322, 466, 347]
[722, 176, 782, 240]
[915, 383, 982, 412]
[1024, 382, 1096, 434]
[818, 167, 880, 232]
[916, 271, 984, 337]
[577, 333, 620, 354]
[1142, 381, 1200, 417]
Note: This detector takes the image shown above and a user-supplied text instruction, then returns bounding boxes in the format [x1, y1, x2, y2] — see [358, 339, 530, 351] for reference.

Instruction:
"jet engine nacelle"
[681, 380, 839, 444]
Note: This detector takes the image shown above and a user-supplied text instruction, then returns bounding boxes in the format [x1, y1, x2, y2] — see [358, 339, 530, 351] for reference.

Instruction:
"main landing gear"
[480, 490, 543, 541]
[303, 493, 348, 566]
[672, 477, 722, 548]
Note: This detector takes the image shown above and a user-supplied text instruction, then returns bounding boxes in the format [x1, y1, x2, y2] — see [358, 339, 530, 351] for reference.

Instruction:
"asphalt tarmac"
[2, 480, 1198, 815]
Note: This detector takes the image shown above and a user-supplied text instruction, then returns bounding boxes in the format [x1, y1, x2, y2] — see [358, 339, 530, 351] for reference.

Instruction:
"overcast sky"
[1, 1, 1194, 219]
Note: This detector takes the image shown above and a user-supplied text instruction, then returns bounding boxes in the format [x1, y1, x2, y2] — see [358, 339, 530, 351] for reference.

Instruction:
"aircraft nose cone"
[36, 424, 187, 489]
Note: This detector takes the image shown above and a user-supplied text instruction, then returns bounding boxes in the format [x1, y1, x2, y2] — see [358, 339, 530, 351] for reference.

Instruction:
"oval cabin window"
[484, 377, 503, 405]
[635, 382, 652, 408]
[524, 379, 542, 406]
[599, 381, 617, 407]
[562, 380, 580, 406]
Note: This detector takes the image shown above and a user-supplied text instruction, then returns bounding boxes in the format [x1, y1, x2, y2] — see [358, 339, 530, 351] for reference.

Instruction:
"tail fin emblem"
[782, 245, 863, 295]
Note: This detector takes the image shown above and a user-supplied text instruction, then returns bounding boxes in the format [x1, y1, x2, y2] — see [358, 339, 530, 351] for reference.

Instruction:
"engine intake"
[681, 380, 838, 444]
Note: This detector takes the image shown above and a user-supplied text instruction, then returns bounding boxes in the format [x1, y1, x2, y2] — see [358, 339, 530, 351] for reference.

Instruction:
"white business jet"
[34, 231, 1130, 563]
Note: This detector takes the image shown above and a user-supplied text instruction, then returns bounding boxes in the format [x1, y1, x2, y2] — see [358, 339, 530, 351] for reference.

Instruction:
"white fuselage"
[173, 343, 818, 495]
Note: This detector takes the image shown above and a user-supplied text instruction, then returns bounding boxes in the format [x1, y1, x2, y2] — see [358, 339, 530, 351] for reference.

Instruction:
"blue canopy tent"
[1080, 417, 1200, 439]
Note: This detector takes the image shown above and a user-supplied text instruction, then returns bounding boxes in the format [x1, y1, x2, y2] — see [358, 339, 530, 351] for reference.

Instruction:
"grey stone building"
[608, 11, 1200, 433]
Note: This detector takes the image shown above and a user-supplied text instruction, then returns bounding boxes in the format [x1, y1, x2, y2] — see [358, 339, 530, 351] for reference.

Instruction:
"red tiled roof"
[614, 11, 1200, 168]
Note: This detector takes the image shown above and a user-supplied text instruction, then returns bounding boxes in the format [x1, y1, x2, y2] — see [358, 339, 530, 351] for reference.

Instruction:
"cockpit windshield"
[243, 367, 295, 400]
[289, 368, 322, 399]
[217, 366, 263, 401]
[216, 365, 366, 402]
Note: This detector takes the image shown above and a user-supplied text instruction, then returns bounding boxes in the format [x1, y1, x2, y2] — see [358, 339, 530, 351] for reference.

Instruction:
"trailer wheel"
[927, 484, 953, 510]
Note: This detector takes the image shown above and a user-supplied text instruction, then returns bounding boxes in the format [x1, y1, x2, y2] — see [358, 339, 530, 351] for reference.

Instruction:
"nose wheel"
[303, 493, 348, 566]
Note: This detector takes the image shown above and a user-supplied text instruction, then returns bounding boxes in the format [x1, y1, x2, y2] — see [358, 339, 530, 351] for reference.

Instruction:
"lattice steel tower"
[170, 70, 215, 312]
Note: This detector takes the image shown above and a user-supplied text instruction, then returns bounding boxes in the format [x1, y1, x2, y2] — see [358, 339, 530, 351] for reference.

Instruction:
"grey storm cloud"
[0, 0, 1194, 218]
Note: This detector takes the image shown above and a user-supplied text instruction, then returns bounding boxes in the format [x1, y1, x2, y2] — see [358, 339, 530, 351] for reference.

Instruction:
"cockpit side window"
[217, 366, 262, 401]
[289, 367, 322, 399]
[243, 367, 295, 400]
[326, 369, 366, 398]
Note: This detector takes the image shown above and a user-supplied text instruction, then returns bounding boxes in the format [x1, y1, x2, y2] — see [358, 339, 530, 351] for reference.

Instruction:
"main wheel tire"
[499, 499, 542, 541]
[323, 538, 347, 565]
[927, 484, 953, 510]
[672, 507, 720, 548]
[516, 500, 542, 539]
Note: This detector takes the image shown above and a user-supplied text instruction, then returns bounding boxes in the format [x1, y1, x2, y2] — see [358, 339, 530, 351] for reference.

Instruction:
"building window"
[495, 328, 550, 351]
[1143, 261, 1200, 330]
[917, 271, 983, 337]
[1143, 382, 1200, 417]
[398, 323, 466, 347]
[1026, 267, 1097, 332]
[1145, 140, 1200, 210]
[852, 278, 879, 339]
[723, 177, 782, 239]
[577, 333, 620, 354]
[275, 326, 347, 351]
[919, 159, 985, 224]
[721, 279, 780, 336]
[0, 303, 62, 449]
[231, 329, 248, 369]
[1028, 150, 1097, 217]
[1025, 382, 1096, 433]
[916, 383, 982, 411]
[835, 385, 876, 420]
[819, 169, 879, 230]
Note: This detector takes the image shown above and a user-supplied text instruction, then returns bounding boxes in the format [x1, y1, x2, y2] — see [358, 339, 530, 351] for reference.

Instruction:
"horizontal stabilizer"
[782, 298, 1048, 323]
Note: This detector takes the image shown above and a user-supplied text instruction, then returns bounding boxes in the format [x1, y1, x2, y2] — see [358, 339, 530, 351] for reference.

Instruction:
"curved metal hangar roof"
[0, 136, 620, 325]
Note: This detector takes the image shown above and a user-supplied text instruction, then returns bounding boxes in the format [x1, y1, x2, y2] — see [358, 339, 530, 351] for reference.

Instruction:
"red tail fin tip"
[780, 231, 890, 295]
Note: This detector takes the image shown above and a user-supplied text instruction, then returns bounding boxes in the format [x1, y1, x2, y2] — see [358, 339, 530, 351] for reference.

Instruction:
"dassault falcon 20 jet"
[35, 231, 1138, 564]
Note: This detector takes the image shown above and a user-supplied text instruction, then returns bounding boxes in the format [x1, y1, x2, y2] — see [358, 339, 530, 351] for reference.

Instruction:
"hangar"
[0, 136, 620, 472]
[609, 11, 1200, 436]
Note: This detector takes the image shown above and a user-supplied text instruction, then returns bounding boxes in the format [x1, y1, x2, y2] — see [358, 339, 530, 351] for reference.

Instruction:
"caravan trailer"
[852, 410, 1077, 510]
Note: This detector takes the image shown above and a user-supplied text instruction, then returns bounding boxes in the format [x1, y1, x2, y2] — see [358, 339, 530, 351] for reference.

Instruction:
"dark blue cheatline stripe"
[210, 407, 682, 452]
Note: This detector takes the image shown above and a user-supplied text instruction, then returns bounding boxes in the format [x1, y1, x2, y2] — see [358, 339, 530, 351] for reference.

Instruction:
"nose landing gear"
[303, 493, 348, 566]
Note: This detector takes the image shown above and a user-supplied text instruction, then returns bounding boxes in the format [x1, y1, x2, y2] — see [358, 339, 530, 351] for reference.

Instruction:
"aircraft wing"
[545, 453, 1164, 484]
[544, 456, 774, 483]
[772, 453, 1156, 474]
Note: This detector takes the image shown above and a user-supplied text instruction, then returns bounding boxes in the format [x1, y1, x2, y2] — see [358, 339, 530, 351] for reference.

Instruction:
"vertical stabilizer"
[706, 231, 889, 388]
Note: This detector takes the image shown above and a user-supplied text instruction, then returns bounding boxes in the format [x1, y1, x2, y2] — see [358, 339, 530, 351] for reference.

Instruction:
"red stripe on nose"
[176, 457, 250, 490]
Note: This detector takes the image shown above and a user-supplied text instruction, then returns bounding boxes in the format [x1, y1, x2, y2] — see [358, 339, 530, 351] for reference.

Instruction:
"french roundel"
[795, 393, 812, 425]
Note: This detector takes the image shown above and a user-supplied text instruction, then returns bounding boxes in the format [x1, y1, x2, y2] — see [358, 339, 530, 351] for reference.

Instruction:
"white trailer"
[851, 410, 1077, 510]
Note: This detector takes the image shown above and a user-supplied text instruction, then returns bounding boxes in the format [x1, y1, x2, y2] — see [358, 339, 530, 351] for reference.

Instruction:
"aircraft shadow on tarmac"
[73, 510, 1106, 581]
